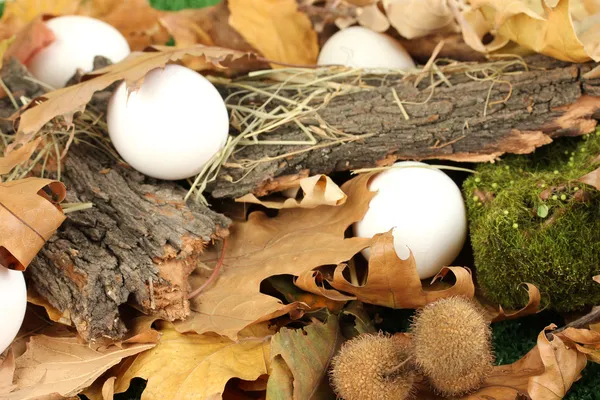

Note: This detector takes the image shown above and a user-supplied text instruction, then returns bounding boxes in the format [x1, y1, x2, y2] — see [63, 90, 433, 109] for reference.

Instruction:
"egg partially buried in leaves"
[353, 162, 467, 279]
[28, 15, 130, 88]
[107, 64, 229, 181]
[0, 266, 27, 354]
[317, 26, 415, 70]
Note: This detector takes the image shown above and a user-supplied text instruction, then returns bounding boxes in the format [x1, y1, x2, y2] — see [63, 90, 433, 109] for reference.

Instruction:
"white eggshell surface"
[107, 64, 230, 181]
[353, 161, 467, 280]
[28, 15, 130, 88]
[0, 267, 27, 354]
[317, 26, 415, 70]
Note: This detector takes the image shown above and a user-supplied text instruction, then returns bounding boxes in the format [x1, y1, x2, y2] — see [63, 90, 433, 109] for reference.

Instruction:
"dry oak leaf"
[228, 0, 319, 67]
[481, 283, 543, 323]
[296, 231, 475, 308]
[0, 350, 16, 395]
[469, 0, 599, 62]
[578, 166, 600, 190]
[114, 322, 270, 400]
[235, 175, 347, 209]
[528, 324, 587, 400]
[0, 178, 66, 271]
[13, 45, 254, 144]
[176, 174, 375, 340]
[557, 326, 600, 363]
[0, 138, 41, 175]
[267, 315, 341, 399]
[0, 334, 155, 400]
[383, 0, 460, 39]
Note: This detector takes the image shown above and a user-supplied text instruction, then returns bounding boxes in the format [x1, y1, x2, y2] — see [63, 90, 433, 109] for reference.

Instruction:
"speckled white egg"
[354, 161, 467, 279]
[107, 64, 229, 181]
[318, 26, 415, 70]
[0, 266, 27, 354]
[28, 15, 130, 88]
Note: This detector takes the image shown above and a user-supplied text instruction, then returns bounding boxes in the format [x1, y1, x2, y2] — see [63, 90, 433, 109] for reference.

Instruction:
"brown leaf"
[482, 283, 543, 323]
[0, 0, 79, 40]
[13, 45, 254, 143]
[176, 174, 375, 339]
[26, 287, 71, 326]
[528, 324, 587, 399]
[0, 350, 16, 395]
[114, 322, 270, 399]
[0, 178, 66, 271]
[2, 333, 155, 399]
[557, 327, 600, 363]
[0, 138, 41, 175]
[101, 377, 116, 400]
[228, 0, 319, 66]
[578, 167, 600, 190]
[298, 231, 475, 308]
[236, 175, 347, 209]
[594, 275, 600, 284]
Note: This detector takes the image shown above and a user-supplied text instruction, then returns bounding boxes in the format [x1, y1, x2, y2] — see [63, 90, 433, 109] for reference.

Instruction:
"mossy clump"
[411, 297, 493, 396]
[330, 333, 415, 400]
[463, 132, 600, 312]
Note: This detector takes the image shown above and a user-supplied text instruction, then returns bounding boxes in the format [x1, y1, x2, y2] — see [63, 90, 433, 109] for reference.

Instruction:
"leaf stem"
[188, 238, 228, 300]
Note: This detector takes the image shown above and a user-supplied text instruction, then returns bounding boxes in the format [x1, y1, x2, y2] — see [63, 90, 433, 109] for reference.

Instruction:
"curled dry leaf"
[557, 326, 600, 363]
[13, 45, 254, 145]
[296, 231, 475, 308]
[1, 333, 156, 400]
[114, 322, 271, 400]
[236, 175, 347, 209]
[267, 315, 341, 399]
[26, 287, 71, 326]
[469, 0, 599, 62]
[528, 324, 587, 400]
[228, 0, 319, 66]
[481, 283, 543, 322]
[1, 18, 55, 72]
[0, 178, 66, 271]
[356, 4, 390, 33]
[176, 174, 375, 340]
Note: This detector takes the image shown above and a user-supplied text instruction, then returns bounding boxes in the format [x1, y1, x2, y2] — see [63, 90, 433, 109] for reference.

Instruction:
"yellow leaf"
[0, 178, 66, 271]
[0, 37, 15, 70]
[470, 0, 593, 62]
[114, 322, 270, 399]
[228, 0, 318, 67]
[235, 175, 347, 209]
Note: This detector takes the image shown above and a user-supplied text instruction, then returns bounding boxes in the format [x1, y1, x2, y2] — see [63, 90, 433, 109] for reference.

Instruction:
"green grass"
[149, 0, 221, 10]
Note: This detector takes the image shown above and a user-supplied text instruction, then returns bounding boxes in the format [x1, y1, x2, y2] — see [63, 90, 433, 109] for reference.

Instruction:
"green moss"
[149, 0, 221, 11]
[464, 131, 600, 312]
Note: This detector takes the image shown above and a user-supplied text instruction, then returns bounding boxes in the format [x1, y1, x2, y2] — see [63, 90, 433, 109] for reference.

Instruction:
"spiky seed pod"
[411, 296, 494, 396]
[329, 333, 415, 400]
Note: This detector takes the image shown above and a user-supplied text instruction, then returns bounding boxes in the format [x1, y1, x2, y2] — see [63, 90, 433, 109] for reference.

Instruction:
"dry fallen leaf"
[557, 326, 600, 363]
[383, 0, 460, 39]
[236, 175, 347, 209]
[13, 45, 254, 145]
[0, 350, 16, 395]
[296, 231, 475, 308]
[481, 283, 543, 322]
[228, 0, 319, 66]
[267, 315, 340, 399]
[26, 287, 71, 326]
[469, 0, 598, 62]
[114, 322, 271, 399]
[176, 174, 375, 339]
[578, 166, 600, 190]
[0, 138, 41, 175]
[0, 178, 66, 271]
[1, 333, 156, 400]
[528, 324, 587, 399]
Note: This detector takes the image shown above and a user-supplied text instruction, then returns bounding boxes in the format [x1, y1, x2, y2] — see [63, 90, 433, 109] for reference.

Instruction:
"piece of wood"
[27, 144, 230, 341]
[208, 56, 600, 199]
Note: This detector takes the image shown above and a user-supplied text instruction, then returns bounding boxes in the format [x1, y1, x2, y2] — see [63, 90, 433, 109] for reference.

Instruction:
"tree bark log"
[27, 144, 230, 341]
[209, 56, 600, 199]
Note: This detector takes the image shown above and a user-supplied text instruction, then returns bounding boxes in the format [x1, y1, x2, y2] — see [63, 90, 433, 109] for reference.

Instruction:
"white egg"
[0, 267, 27, 354]
[353, 161, 467, 280]
[28, 15, 130, 88]
[317, 26, 415, 70]
[107, 64, 229, 181]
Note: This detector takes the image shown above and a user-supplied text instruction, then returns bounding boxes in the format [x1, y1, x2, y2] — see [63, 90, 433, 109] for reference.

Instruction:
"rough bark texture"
[27, 144, 230, 341]
[210, 56, 600, 199]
